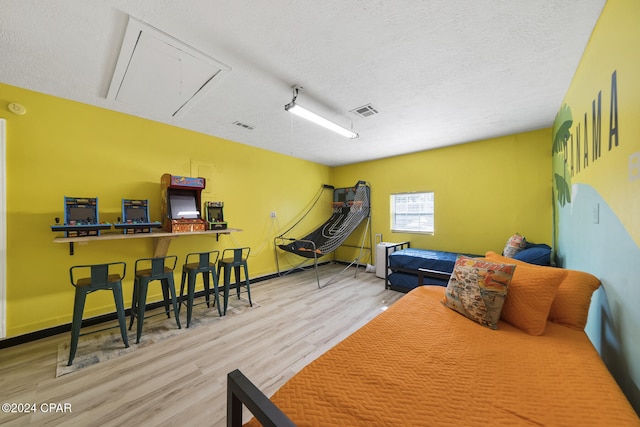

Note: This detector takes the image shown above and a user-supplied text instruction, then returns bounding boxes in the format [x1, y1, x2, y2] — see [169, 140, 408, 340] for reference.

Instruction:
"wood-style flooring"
[0, 264, 404, 426]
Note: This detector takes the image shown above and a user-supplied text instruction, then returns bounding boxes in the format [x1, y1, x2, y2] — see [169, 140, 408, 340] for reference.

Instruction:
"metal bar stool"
[129, 255, 181, 343]
[68, 262, 129, 366]
[217, 247, 252, 315]
[179, 250, 221, 327]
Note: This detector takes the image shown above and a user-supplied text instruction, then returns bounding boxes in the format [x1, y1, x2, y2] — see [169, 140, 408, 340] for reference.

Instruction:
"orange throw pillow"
[486, 251, 566, 335]
[486, 251, 529, 267]
[486, 251, 601, 330]
[548, 269, 600, 330]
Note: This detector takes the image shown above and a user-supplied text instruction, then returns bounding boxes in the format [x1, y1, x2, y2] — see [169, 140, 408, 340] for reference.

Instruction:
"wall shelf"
[53, 228, 242, 256]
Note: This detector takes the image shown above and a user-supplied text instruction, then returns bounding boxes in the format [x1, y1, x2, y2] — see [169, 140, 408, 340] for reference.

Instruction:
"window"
[390, 192, 434, 234]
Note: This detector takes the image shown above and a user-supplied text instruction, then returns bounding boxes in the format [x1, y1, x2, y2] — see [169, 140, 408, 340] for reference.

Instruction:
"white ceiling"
[0, 0, 605, 166]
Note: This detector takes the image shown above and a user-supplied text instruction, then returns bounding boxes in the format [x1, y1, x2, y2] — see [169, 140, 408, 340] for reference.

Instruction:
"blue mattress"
[388, 248, 473, 272]
[387, 248, 480, 292]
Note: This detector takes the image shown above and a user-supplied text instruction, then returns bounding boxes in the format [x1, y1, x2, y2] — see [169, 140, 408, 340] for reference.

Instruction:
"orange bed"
[235, 256, 640, 426]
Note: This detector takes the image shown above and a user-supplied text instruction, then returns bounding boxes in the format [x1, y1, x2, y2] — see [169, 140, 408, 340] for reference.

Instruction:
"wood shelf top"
[53, 228, 242, 243]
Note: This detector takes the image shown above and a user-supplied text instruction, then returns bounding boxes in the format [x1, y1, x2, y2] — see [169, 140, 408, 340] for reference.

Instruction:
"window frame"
[390, 191, 435, 234]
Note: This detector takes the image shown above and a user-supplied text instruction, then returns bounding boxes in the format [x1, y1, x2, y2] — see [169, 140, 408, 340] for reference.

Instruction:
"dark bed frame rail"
[384, 241, 411, 289]
[227, 369, 297, 427]
[384, 242, 452, 293]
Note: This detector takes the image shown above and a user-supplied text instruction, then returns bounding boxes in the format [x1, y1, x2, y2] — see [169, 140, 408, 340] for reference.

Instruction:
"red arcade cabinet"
[160, 174, 206, 233]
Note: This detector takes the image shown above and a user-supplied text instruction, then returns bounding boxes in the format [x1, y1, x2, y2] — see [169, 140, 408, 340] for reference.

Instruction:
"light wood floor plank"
[0, 264, 403, 426]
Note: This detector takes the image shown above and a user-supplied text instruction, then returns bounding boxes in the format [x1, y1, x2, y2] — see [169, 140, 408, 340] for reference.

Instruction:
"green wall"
[333, 129, 553, 260]
[552, 0, 640, 413]
[0, 83, 331, 337]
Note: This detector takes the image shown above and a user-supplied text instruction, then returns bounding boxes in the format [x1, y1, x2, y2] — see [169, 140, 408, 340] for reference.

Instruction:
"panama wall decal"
[552, 70, 619, 207]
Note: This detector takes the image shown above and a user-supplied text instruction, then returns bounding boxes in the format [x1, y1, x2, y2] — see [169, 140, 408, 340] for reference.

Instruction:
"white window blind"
[390, 192, 434, 234]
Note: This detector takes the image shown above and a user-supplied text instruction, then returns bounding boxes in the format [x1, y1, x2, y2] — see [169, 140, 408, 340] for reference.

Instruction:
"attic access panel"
[107, 17, 231, 117]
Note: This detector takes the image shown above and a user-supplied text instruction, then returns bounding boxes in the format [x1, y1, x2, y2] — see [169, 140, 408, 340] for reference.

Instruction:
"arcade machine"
[204, 201, 227, 230]
[50, 196, 112, 237]
[113, 199, 162, 234]
[160, 174, 206, 233]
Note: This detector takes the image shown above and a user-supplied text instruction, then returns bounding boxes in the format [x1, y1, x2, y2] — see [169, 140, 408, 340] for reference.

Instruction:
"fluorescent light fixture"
[284, 86, 358, 139]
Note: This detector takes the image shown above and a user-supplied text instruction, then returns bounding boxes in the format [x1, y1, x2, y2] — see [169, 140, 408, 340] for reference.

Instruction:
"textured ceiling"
[0, 0, 605, 166]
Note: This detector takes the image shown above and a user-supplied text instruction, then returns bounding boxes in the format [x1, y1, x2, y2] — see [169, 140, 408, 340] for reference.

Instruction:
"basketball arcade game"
[275, 181, 372, 288]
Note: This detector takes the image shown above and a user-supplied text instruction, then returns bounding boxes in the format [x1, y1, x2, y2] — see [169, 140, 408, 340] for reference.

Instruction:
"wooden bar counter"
[53, 228, 242, 256]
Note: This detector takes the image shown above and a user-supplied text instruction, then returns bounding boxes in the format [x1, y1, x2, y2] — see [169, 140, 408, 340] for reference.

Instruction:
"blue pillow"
[513, 244, 552, 266]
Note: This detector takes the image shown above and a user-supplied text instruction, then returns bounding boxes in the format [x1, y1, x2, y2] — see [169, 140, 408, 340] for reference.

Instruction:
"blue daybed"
[384, 241, 552, 293]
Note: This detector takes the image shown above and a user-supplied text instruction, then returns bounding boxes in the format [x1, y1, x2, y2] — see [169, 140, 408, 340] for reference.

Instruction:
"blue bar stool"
[68, 262, 129, 366]
[128, 255, 181, 343]
[179, 250, 221, 327]
[217, 247, 252, 315]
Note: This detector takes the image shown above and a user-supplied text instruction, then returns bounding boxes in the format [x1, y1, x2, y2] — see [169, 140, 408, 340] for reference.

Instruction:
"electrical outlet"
[592, 203, 599, 224]
[270, 211, 276, 218]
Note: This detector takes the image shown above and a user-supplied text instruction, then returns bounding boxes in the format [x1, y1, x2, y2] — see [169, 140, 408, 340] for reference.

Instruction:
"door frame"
[1, 118, 6, 338]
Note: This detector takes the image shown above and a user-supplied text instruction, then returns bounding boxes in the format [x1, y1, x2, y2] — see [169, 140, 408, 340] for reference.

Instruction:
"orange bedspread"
[247, 286, 639, 426]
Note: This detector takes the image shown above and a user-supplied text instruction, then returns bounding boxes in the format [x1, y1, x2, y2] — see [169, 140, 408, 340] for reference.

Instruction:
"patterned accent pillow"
[442, 255, 516, 329]
[503, 233, 527, 258]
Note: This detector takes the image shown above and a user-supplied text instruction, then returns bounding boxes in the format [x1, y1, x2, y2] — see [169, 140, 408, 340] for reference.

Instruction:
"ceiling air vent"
[351, 104, 379, 118]
[107, 17, 231, 118]
[233, 120, 255, 130]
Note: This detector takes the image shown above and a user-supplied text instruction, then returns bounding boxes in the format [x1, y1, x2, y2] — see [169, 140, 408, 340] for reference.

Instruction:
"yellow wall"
[333, 129, 553, 259]
[0, 83, 552, 339]
[0, 83, 330, 337]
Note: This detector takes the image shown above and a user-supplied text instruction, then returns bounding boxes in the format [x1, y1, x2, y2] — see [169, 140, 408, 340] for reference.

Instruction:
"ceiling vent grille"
[233, 120, 255, 130]
[351, 104, 379, 118]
